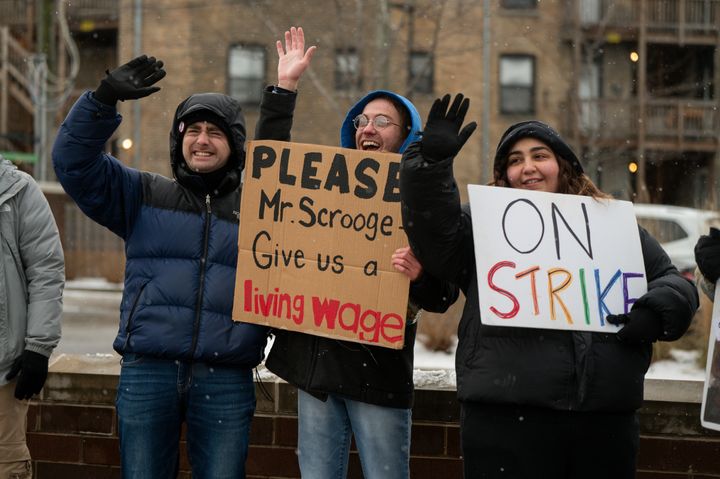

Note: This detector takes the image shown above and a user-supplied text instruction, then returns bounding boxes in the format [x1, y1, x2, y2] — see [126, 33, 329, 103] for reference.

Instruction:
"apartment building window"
[228, 45, 265, 105]
[335, 49, 361, 90]
[499, 55, 535, 114]
[410, 51, 434, 94]
[501, 0, 538, 8]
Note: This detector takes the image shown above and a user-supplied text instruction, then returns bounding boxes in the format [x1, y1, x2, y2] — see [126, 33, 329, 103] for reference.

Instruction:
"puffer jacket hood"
[169, 93, 247, 184]
[340, 90, 421, 153]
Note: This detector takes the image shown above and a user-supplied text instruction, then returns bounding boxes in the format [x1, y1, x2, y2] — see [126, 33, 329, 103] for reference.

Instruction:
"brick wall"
[26, 354, 720, 478]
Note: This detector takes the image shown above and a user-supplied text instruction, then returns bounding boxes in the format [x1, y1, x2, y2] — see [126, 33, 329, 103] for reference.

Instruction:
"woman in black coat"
[400, 94, 699, 479]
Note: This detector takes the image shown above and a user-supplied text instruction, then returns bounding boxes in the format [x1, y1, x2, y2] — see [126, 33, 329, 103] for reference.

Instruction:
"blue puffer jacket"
[52, 92, 267, 366]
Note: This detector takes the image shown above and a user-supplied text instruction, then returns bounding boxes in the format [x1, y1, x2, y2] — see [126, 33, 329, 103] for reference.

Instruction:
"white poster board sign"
[468, 185, 647, 332]
[701, 287, 720, 431]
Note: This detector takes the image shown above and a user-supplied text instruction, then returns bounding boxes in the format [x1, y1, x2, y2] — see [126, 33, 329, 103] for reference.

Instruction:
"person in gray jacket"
[0, 156, 65, 479]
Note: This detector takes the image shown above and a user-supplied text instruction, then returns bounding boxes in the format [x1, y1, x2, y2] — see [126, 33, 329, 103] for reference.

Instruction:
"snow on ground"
[66, 277, 123, 291]
[646, 349, 705, 380]
[413, 336, 707, 387]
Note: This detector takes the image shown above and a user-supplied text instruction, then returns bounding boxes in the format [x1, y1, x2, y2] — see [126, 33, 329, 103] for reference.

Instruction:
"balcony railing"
[577, 0, 720, 34]
[575, 97, 719, 146]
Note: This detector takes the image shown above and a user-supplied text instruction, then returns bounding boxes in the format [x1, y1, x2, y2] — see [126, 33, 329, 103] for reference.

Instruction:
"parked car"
[633, 203, 720, 278]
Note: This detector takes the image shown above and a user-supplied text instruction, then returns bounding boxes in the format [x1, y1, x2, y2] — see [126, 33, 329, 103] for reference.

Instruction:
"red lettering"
[308, 295, 406, 346]
[487, 260, 520, 319]
[359, 309, 382, 342]
[257, 293, 273, 317]
[380, 313, 403, 343]
[339, 303, 361, 333]
[312, 297, 340, 328]
[244, 279, 252, 312]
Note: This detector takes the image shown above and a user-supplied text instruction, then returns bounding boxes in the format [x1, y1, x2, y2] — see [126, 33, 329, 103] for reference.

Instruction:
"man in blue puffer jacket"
[52, 55, 267, 478]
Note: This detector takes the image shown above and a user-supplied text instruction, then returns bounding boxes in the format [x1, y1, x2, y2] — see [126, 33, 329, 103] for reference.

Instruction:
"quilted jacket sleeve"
[400, 142, 475, 293]
[18, 175, 65, 356]
[52, 91, 143, 239]
[633, 226, 699, 341]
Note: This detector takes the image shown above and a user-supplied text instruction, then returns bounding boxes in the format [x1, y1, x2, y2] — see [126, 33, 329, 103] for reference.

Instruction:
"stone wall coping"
[48, 353, 706, 404]
[643, 377, 704, 403]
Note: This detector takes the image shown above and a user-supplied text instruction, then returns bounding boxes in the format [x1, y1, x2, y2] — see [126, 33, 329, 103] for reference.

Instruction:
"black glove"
[606, 307, 662, 343]
[695, 227, 720, 283]
[420, 93, 477, 161]
[5, 350, 49, 400]
[93, 54, 166, 105]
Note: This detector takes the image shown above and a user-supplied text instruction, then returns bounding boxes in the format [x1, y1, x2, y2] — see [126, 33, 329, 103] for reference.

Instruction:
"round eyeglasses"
[352, 114, 402, 130]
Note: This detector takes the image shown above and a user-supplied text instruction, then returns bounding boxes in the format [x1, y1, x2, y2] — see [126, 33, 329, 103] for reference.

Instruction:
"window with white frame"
[228, 45, 265, 105]
[335, 49, 361, 90]
[409, 51, 433, 94]
[499, 55, 535, 114]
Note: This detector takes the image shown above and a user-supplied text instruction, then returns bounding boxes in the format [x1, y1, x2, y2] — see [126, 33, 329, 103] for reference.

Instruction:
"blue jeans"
[297, 389, 411, 479]
[116, 354, 255, 479]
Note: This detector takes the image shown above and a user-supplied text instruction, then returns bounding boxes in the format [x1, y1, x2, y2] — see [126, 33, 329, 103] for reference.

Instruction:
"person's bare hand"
[392, 246, 423, 282]
[277, 26, 316, 91]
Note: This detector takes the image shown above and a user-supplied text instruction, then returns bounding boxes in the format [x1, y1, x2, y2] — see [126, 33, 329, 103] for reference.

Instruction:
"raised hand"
[421, 93, 477, 162]
[93, 54, 166, 105]
[392, 246, 423, 282]
[276, 26, 317, 92]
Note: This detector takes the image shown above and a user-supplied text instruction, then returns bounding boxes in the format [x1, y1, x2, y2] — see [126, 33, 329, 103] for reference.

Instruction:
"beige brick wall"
[109, 0, 573, 201]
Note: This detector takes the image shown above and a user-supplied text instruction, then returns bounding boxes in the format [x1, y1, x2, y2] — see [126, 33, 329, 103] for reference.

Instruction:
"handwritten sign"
[468, 185, 647, 332]
[232, 140, 409, 349]
[701, 287, 720, 431]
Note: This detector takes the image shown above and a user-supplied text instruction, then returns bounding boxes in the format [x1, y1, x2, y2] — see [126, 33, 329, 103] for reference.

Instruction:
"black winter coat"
[255, 88, 459, 408]
[399, 143, 699, 412]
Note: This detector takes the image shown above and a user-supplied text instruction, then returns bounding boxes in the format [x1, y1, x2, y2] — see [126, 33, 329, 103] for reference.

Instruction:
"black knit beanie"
[493, 121, 583, 180]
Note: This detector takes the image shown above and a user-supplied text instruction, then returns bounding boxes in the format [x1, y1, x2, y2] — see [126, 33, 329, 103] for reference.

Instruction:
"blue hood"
[340, 90, 421, 153]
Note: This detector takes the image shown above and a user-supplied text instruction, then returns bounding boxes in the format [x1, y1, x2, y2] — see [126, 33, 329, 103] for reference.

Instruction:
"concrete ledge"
[644, 377, 704, 404]
[50, 353, 120, 375]
[47, 353, 706, 404]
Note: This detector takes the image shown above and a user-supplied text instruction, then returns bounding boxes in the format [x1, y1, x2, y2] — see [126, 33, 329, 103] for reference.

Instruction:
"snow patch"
[646, 349, 705, 381]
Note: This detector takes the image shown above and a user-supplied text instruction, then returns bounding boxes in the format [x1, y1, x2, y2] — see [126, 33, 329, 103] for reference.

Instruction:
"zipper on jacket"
[123, 281, 149, 349]
[3, 236, 27, 295]
[190, 194, 212, 357]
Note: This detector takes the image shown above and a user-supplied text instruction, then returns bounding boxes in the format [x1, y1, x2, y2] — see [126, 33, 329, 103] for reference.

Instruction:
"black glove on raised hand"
[606, 307, 662, 343]
[93, 54, 166, 106]
[420, 93, 477, 162]
[695, 227, 720, 283]
[5, 350, 49, 400]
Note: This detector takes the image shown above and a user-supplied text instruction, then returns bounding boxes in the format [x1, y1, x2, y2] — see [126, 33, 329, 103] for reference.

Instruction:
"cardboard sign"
[232, 140, 410, 349]
[701, 286, 720, 431]
[468, 185, 647, 332]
